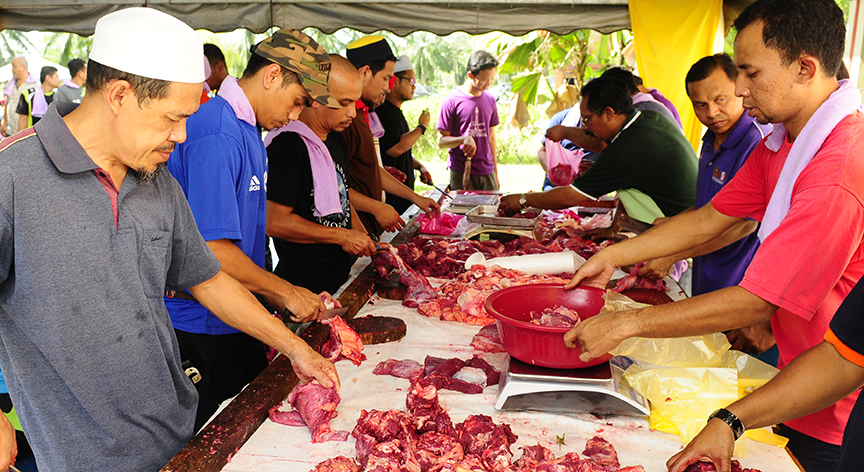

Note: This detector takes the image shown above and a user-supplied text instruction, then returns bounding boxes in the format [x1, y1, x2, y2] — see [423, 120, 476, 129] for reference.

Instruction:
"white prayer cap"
[394, 55, 413, 74]
[89, 7, 204, 84]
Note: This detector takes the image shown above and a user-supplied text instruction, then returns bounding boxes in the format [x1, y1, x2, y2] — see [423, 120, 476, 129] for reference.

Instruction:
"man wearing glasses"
[500, 76, 697, 226]
[377, 55, 434, 214]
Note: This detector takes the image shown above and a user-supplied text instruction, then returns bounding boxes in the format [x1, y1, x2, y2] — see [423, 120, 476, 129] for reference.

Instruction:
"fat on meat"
[373, 249, 438, 307]
[612, 262, 667, 293]
[270, 380, 349, 443]
[363, 439, 406, 472]
[513, 443, 555, 468]
[407, 376, 456, 436]
[415, 432, 465, 472]
[528, 306, 581, 328]
[581, 436, 619, 469]
[455, 414, 518, 470]
[373, 359, 424, 379]
[533, 451, 582, 472]
[419, 355, 500, 394]
[312, 456, 361, 472]
[471, 324, 505, 353]
[321, 316, 366, 366]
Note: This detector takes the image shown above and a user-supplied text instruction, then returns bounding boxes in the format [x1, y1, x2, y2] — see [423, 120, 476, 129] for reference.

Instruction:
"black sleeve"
[266, 132, 308, 208]
[15, 93, 29, 116]
[326, 132, 351, 190]
[830, 276, 864, 358]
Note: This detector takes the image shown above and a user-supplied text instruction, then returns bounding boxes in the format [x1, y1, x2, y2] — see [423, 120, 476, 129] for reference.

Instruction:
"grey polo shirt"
[0, 102, 221, 471]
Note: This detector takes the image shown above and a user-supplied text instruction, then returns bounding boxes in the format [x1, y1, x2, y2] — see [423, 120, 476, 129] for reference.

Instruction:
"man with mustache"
[0, 9, 338, 472]
[266, 55, 378, 295]
[165, 29, 341, 430]
[500, 76, 697, 225]
[569, 1, 864, 469]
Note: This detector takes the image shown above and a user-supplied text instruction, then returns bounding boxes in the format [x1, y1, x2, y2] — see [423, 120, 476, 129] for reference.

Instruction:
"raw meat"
[582, 436, 619, 469]
[409, 355, 500, 394]
[311, 456, 361, 472]
[415, 432, 465, 471]
[612, 262, 667, 293]
[497, 207, 541, 219]
[513, 444, 555, 468]
[471, 323, 505, 352]
[407, 376, 456, 436]
[267, 406, 305, 427]
[528, 306, 582, 328]
[455, 414, 518, 471]
[270, 380, 349, 443]
[418, 265, 570, 326]
[373, 249, 438, 307]
[321, 316, 366, 366]
[452, 367, 487, 388]
[373, 359, 424, 379]
[684, 460, 760, 472]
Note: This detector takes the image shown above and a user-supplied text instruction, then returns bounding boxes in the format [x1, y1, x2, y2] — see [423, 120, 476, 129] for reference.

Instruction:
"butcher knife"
[283, 306, 349, 322]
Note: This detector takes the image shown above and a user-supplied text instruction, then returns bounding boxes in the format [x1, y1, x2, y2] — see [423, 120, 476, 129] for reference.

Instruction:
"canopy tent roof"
[0, 0, 631, 37]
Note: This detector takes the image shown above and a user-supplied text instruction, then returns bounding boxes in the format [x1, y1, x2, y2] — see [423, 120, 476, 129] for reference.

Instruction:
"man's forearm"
[267, 203, 356, 245]
[386, 127, 424, 157]
[348, 188, 383, 213]
[562, 127, 606, 153]
[663, 219, 759, 262]
[438, 135, 466, 149]
[206, 239, 292, 301]
[727, 341, 864, 431]
[523, 186, 590, 210]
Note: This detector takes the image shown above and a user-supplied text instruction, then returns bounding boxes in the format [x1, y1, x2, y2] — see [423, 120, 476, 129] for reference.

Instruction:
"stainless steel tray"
[465, 205, 541, 228]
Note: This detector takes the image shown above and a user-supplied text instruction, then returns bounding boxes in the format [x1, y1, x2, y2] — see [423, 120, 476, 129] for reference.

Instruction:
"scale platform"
[495, 356, 649, 416]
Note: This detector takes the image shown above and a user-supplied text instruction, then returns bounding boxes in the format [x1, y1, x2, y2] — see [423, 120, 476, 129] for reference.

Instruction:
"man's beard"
[136, 162, 167, 185]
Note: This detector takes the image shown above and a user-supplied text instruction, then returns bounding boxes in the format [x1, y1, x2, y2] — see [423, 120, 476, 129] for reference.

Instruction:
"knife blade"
[320, 306, 349, 320]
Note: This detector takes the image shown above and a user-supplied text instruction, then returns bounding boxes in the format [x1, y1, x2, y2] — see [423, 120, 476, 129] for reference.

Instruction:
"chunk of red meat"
[267, 404, 305, 426]
[466, 355, 501, 386]
[455, 414, 518, 470]
[374, 250, 438, 307]
[373, 359, 424, 379]
[407, 376, 456, 436]
[582, 436, 619, 469]
[415, 432, 465, 472]
[612, 262, 667, 293]
[352, 409, 414, 466]
[514, 443, 555, 468]
[528, 305, 581, 328]
[312, 456, 361, 472]
[273, 381, 349, 443]
[534, 451, 583, 472]
[321, 316, 366, 366]
[471, 323, 505, 353]
[363, 439, 406, 472]
[684, 460, 753, 472]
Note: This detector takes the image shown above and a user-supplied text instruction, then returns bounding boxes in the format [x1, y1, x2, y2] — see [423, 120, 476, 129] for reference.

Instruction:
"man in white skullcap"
[0, 8, 339, 472]
[377, 54, 434, 214]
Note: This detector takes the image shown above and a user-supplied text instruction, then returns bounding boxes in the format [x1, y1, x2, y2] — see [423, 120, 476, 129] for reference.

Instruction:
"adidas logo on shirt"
[249, 175, 261, 192]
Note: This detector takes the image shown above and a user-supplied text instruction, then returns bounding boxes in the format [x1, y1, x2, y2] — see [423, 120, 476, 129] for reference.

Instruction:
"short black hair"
[241, 48, 301, 88]
[367, 59, 395, 77]
[599, 67, 638, 95]
[85, 60, 171, 105]
[733, 0, 845, 77]
[685, 53, 738, 96]
[580, 77, 634, 116]
[203, 43, 226, 66]
[67, 58, 86, 78]
[40, 66, 57, 84]
[466, 50, 499, 76]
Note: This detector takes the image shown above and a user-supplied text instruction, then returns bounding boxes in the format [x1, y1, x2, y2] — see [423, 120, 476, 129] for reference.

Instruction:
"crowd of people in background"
[2, 0, 864, 471]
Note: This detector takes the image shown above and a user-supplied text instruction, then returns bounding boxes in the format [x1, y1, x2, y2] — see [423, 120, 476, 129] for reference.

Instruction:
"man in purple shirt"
[437, 50, 500, 190]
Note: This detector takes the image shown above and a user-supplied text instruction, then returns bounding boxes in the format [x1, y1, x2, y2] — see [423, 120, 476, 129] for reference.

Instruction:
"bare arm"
[386, 110, 430, 157]
[17, 114, 26, 132]
[206, 239, 324, 322]
[189, 270, 340, 390]
[489, 126, 498, 179]
[347, 188, 405, 233]
[266, 200, 376, 257]
[546, 125, 607, 153]
[499, 185, 592, 214]
[537, 145, 549, 173]
[0, 413, 16, 472]
[668, 341, 864, 472]
[378, 166, 440, 217]
[438, 129, 476, 157]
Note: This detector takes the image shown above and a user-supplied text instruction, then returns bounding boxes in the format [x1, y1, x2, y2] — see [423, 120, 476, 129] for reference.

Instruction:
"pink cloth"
[368, 111, 385, 138]
[216, 76, 255, 126]
[30, 87, 48, 118]
[3, 73, 35, 98]
[758, 79, 862, 241]
[202, 56, 212, 94]
[265, 121, 343, 217]
[712, 111, 864, 445]
[417, 212, 465, 236]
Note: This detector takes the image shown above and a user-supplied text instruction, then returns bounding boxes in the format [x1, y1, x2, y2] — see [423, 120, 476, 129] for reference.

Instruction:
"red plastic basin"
[484, 283, 612, 369]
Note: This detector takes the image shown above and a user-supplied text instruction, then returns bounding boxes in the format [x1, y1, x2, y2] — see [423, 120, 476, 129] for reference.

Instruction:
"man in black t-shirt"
[266, 55, 377, 294]
[377, 55, 433, 214]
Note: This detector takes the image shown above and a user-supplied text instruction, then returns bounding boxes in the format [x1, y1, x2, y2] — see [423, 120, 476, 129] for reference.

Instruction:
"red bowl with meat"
[484, 283, 612, 369]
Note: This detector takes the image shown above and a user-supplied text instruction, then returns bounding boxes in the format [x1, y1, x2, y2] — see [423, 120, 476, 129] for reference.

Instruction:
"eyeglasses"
[398, 76, 416, 86]
[579, 111, 597, 126]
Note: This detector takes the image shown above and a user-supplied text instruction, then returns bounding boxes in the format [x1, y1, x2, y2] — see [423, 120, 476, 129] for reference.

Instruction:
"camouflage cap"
[252, 29, 340, 109]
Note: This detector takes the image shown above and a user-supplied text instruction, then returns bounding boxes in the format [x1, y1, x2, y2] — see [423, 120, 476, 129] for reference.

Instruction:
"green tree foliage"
[0, 30, 36, 66]
[43, 32, 92, 65]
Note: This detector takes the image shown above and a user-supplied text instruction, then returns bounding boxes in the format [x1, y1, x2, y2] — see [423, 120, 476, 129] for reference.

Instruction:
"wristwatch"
[417, 123, 427, 134]
[518, 193, 528, 208]
[708, 408, 745, 440]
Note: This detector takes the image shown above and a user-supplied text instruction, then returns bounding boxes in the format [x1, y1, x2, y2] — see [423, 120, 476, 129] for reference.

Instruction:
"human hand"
[319, 292, 342, 310]
[727, 322, 775, 355]
[0, 413, 17, 472]
[281, 285, 326, 323]
[580, 226, 619, 242]
[636, 257, 677, 280]
[419, 110, 431, 128]
[374, 204, 406, 232]
[385, 166, 407, 183]
[461, 136, 476, 158]
[339, 230, 378, 257]
[418, 166, 433, 185]
[413, 195, 441, 218]
[498, 194, 523, 215]
[666, 418, 737, 472]
[564, 254, 617, 290]
[289, 344, 341, 392]
[545, 125, 572, 143]
[563, 309, 632, 362]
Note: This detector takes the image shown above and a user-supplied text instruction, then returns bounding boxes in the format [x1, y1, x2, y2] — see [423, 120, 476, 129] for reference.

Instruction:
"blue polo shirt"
[693, 113, 770, 295]
[166, 95, 268, 335]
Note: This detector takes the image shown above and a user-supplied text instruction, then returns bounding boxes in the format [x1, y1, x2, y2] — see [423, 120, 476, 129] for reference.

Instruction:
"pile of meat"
[268, 380, 349, 443]
[374, 355, 500, 395]
[395, 233, 612, 280]
[321, 316, 367, 366]
[684, 461, 761, 472]
[373, 249, 438, 307]
[312, 376, 648, 472]
[496, 207, 541, 219]
[470, 324, 504, 353]
[528, 306, 581, 328]
[417, 265, 570, 325]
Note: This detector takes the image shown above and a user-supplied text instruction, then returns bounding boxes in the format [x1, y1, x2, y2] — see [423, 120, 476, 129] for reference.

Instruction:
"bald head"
[11, 57, 29, 82]
[301, 54, 362, 137]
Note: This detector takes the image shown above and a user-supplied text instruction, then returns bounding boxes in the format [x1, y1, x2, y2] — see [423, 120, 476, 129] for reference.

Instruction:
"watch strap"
[709, 408, 745, 440]
[417, 123, 427, 134]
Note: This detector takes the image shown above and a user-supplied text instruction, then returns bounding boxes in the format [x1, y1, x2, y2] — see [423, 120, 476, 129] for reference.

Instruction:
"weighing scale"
[495, 355, 649, 417]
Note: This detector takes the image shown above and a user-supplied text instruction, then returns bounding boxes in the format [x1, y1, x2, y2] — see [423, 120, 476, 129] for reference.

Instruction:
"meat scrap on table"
[311, 376, 653, 472]
[471, 323, 504, 353]
[321, 316, 367, 366]
[374, 355, 500, 395]
[528, 306, 581, 328]
[268, 380, 349, 443]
